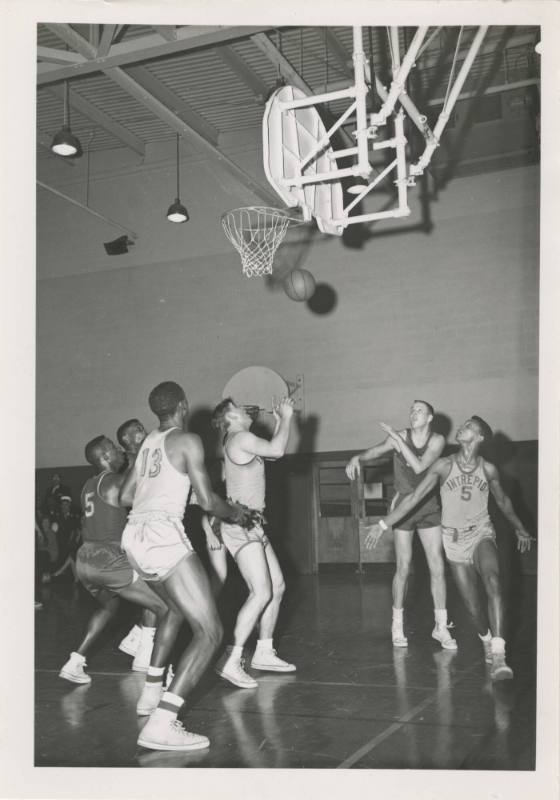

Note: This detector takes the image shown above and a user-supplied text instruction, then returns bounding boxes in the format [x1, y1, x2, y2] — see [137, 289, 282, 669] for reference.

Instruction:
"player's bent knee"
[273, 579, 286, 599]
[254, 584, 273, 609]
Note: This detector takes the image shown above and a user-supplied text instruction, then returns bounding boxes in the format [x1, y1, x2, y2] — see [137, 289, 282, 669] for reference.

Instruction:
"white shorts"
[220, 522, 269, 560]
[442, 515, 496, 565]
[121, 512, 194, 582]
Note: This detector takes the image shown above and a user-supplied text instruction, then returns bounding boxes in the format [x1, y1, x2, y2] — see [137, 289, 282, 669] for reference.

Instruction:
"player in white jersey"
[115, 418, 159, 670]
[210, 396, 295, 689]
[119, 381, 256, 752]
[364, 416, 535, 681]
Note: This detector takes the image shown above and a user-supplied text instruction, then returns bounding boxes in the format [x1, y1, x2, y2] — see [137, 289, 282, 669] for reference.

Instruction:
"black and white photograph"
[1, 1, 558, 798]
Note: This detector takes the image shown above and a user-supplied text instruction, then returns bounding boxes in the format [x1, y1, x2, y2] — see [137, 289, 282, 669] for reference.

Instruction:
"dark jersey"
[393, 429, 435, 493]
[80, 471, 128, 544]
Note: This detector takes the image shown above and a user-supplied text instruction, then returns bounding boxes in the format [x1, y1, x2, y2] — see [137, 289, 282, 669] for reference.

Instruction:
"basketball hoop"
[221, 206, 303, 278]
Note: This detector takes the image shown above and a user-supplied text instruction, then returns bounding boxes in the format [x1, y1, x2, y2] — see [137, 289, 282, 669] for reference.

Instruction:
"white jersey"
[440, 456, 489, 528]
[131, 428, 191, 518]
[223, 433, 265, 512]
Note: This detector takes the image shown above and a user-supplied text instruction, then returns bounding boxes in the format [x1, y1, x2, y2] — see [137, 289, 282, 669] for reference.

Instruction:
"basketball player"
[365, 416, 534, 680]
[117, 418, 147, 469]
[115, 418, 159, 669]
[59, 436, 182, 685]
[119, 381, 256, 752]
[210, 396, 295, 690]
[346, 401, 456, 650]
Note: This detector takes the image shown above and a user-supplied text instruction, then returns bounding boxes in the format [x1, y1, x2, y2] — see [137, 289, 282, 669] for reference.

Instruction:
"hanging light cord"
[64, 81, 70, 128]
[176, 133, 180, 198]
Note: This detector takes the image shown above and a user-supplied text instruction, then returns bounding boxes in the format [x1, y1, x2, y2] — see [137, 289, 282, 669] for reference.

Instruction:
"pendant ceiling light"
[166, 134, 189, 223]
[51, 81, 82, 157]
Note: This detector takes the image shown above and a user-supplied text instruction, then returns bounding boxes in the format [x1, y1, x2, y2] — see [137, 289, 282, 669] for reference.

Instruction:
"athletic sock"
[478, 629, 492, 643]
[491, 636, 506, 655]
[229, 645, 243, 661]
[140, 626, 156, 642]
[146, 666, 165, 685]
[255, 638, 273, 652]
[392, 607, 404, 625]
[434, 608, 448, 627]
[153, 691, 184, 722]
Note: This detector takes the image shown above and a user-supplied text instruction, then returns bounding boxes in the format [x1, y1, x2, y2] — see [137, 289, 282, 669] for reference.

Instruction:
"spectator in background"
[43, 473, 72, 514]
[49, 496, 80, 578]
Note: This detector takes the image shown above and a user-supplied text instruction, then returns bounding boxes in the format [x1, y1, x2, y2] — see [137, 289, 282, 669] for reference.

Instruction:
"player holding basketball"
[210, 396, 295, 689]
[59, 435, 182, 685]
[119, 381, 256, 752]
[365, 416, 534, 680]
[346, 400, 456, 650]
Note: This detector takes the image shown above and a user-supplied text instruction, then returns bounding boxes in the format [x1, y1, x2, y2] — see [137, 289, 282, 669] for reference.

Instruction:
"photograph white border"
[1, 1, 558, 798]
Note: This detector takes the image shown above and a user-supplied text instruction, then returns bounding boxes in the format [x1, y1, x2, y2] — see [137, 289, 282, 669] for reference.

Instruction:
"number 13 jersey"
[132, 427, 191, 518]
[440, 455, 489, 529]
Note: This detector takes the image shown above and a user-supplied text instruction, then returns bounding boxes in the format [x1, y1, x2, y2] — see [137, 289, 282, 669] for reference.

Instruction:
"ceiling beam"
[41, 24, 278, 205]
[126, 65, 220, 146]
[37, 47, 85, 65]
[251, 32, 356, 149]
[152, 26, 178, 43]
[38, 24, 277, 86]
[97, 25, 117, 58]
[409, 31, 538, 72]
[322, 29, 353, 79]
[217, 45, 270, 102]
[45, 84, 146, 157]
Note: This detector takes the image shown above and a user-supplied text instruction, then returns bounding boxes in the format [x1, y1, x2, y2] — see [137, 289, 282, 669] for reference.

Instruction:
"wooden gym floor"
[34, 563, 536, 770]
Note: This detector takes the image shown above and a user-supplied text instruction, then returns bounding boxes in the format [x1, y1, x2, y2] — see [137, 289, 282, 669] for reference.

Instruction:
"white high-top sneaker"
[59, 651, 92, 684]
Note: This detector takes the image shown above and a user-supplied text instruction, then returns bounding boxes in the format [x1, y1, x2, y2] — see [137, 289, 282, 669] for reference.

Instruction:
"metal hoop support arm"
[410, 26, 488, 177]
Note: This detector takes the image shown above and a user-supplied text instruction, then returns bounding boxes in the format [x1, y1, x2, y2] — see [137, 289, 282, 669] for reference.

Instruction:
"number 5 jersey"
[440, 455, 489, 529]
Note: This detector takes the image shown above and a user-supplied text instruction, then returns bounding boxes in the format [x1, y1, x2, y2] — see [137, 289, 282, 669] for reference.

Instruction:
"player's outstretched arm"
[236, 397, 294, 460]
[379, 423, 445, 475]
[484, 462, 535, 553]
[345, 436, 396, 480]
[364, 461, 445, 549]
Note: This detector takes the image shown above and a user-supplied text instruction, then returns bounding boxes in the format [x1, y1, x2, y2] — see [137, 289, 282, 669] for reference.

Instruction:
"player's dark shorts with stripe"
[390, 491, 441, 531]
[76, 541, 136, 598]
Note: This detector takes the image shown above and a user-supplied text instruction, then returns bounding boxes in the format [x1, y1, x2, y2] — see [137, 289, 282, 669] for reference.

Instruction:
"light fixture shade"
[166, 198, 189, 223]
[51, 126, 82, 157]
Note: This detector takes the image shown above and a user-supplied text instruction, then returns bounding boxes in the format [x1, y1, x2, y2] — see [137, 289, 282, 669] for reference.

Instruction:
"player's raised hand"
[276, 396, 294, 419]
[379, 422, 401, 446]
[364, 522, 386, 550]
[345, 456, 361, 480]
[515, 528, 536, 553]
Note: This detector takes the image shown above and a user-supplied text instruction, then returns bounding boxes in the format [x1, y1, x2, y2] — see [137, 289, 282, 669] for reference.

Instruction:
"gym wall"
[36, 136, 538, 468]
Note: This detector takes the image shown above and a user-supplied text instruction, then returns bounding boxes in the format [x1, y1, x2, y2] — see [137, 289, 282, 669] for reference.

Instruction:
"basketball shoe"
[59, 652, 92, 684]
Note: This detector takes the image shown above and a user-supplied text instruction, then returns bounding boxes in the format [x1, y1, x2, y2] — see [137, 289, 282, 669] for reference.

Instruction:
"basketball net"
[221, 206, 298, 277]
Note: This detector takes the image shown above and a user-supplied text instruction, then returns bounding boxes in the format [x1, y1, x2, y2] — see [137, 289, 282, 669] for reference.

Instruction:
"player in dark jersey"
[58, 435, 183, 685]
[346, 400, 456, 649]
[365, 416, 535, 680]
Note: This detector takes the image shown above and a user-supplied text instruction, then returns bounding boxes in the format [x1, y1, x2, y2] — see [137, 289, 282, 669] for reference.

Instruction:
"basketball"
[283, 268, 316, 302]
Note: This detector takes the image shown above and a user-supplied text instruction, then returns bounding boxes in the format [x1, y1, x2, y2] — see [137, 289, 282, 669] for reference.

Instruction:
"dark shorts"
[391, 491, 441, 532]
[76, 541, 136, 599]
